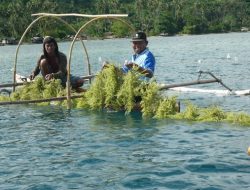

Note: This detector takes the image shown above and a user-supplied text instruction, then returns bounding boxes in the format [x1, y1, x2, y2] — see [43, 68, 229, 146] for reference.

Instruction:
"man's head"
[131, 32, 148, 54]
[43, 36, 59, 56]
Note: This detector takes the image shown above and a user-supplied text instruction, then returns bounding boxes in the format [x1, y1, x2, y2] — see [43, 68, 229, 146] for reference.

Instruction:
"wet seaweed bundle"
[0, 77, 65, 106]
[75, 64, 179, 118]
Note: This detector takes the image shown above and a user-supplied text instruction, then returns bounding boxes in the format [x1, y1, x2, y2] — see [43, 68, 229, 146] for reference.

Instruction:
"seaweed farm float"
[1, 13, 250, 125]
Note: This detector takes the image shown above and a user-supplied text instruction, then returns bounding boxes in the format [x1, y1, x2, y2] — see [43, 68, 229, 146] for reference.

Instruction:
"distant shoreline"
[1, 31, 249, 47]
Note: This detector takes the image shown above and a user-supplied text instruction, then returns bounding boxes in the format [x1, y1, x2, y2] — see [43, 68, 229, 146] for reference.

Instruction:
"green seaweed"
[1, 77, 65, 102]
[82, 73, 106, 110]
[198, 106, 226, 122]
[116, 71, 142, 113]
[102, 64, 123, 110]
[140, 81, 161, 118]
[154, 96, 178, 119]
[226, 112, 250, 126]
[174, 101, 200, 120]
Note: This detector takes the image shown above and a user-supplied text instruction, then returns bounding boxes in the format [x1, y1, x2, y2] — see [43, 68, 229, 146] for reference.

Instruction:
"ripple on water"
[24, 184, 55, 190]
[77, 158, 106, 167]
[122, 176, 194, 189]
[184, 162, 250, 174]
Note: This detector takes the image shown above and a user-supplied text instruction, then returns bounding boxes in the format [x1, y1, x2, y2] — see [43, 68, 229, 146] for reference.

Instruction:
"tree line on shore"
[0, 0, 250, 42]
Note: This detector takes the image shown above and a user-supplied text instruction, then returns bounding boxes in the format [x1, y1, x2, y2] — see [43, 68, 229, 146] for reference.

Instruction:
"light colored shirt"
[122, 48, 155, 78]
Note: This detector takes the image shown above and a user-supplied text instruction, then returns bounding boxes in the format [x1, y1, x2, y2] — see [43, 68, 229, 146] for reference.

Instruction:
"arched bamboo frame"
[66, 16, 135, 109]
[13, 15, 90, 91]
[9, 13, 135, 108]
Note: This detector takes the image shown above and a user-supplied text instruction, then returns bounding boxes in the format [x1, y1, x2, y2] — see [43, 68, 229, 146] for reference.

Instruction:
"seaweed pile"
[0, 78, 65, 106]
[75, 64, 179, 119]
[1, 64, 250, 126]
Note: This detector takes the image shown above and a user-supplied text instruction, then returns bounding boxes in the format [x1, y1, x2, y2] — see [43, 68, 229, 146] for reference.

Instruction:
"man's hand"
[45, 73, 54, 80]
[29, 73, 35, 80]
[102, 61, 110, 69]
[124, 60, 136, 69]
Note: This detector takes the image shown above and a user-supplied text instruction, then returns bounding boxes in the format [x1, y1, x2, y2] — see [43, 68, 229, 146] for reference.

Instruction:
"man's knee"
[76, 79, 84, 87]
[39, 59, 48, 68]
[39, 59, 50, 77]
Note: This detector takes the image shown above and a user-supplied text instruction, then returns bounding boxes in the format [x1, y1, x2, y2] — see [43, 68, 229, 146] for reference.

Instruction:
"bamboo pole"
[0, 95, 83, 106]
[158, 79, 219, 90]
[0, 82, 27, 88]
[32, 13, 128, 18]
[13, 16, 44, 92]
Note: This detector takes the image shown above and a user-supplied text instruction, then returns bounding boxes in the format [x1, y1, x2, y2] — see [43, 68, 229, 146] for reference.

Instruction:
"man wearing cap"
[122, 31, 155, 79]
[29, 36, 84, 89]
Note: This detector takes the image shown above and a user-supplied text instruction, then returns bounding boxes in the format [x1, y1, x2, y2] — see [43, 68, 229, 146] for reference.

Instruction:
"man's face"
[132, 40, 147, 54]
[45, 42, 56, 54]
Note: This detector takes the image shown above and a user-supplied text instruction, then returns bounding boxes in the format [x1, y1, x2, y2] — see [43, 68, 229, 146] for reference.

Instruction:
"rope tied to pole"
[197, 70, 233, 92]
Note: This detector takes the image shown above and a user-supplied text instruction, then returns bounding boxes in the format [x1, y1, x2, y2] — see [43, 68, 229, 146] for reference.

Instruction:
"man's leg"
[39, 59, 51, 77]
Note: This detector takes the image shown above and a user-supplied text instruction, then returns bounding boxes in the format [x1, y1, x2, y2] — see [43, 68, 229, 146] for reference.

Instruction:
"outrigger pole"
[158, 79, 219, 90]
[159, 70, 232, 91]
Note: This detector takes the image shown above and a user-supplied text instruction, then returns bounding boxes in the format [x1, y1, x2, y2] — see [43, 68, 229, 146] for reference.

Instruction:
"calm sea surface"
[0, 33, 250, 189]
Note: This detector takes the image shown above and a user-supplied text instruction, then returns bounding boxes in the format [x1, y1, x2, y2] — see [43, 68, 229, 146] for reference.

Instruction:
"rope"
[198, 71, 233, 91]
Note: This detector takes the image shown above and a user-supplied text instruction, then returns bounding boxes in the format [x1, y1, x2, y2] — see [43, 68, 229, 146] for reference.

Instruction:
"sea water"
[0, 33, 250, 189]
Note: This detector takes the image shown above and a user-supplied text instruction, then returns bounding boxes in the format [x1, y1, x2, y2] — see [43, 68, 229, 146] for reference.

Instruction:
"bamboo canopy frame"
[8, 13, 134, 108]
[13, 15, 91, 91]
